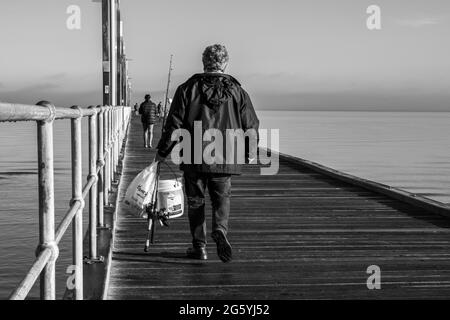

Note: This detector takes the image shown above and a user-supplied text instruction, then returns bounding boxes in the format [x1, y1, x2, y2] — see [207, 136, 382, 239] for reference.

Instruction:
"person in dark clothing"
[139, 94, 157, 148]
[155, 44, 259, 263]
[157, 102, 162, 120]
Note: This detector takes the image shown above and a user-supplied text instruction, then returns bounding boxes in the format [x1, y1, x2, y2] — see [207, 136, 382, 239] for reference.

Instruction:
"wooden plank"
[276, 151, 450, 218]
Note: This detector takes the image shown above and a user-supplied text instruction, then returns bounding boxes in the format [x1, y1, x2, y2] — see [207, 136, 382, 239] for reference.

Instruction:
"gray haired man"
[155, 44, 259, 263]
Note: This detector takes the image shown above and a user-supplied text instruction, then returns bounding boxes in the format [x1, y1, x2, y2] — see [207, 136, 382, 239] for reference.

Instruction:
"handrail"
[0, 101, 131, 300]
[55, 202, 82, 245]
[9, 248, 53, 300]
[0, 102, 97, 122]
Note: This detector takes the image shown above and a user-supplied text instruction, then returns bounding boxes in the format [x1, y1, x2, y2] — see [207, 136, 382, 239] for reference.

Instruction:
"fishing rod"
[144, 55, 174, 252]
[144, 162, 160, 252]
[161, 54, 173, 129]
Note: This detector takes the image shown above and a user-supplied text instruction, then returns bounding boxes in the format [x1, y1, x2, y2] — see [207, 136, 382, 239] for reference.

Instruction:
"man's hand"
[247, 157, 257, 164]
[154, 152, 167, 163]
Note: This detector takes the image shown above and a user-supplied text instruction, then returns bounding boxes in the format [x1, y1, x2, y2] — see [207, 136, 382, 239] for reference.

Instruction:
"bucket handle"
[157, 161, 182, 186]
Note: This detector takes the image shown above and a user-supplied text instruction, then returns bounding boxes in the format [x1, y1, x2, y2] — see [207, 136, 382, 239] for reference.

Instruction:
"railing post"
[97, 106, 105, 227]
[36, 101, 58, 300]
[121, 107, 125, 147]
[70, 106, 84, 300]
[109, 107, 114, 185]
[88, 106, 99, 260]
[115, 108, 118, 169]
[115, 108, 119, 173]
[111, 108, 116, 175]
[121, 106, 125, 140]
[113, 107, 117, 175]
[104, 107, 110, 205]
[119, 106, 122, 147]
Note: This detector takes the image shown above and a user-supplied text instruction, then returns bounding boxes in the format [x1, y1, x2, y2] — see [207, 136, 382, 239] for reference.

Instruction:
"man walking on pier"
[155, 44, 259, 263]
[139, 94, 157, 148]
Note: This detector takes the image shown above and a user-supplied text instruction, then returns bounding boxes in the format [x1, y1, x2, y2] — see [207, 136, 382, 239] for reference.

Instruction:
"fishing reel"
[144, 204, 171, 227]
[143, 203, 170, 253]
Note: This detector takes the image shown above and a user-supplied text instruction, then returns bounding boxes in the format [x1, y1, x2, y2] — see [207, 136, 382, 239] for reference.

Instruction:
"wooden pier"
[106, 114, 450, 300]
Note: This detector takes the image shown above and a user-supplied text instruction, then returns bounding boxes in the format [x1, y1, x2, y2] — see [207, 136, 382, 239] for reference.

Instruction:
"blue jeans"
[183, 171, 232, 249]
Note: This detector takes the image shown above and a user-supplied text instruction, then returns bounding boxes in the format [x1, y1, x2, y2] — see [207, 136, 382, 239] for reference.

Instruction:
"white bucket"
[156, 179, 184, 219]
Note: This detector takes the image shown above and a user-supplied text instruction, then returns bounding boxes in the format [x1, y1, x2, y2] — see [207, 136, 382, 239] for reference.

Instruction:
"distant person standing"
[139, 94, 157, 148]
[134, 103, 139, 116]
[157, 102, 162, 120]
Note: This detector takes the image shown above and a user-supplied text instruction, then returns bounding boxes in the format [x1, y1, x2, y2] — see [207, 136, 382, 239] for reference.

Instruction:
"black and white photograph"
[1, 0, 450, 309]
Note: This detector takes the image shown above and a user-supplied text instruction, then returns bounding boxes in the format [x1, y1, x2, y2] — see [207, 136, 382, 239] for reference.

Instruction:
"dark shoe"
[211, 230, 232, 263]
[186, 247, 208, 260]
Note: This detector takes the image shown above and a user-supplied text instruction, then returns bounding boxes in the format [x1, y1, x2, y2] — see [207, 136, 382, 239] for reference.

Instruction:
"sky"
[0, 0, 449, 111]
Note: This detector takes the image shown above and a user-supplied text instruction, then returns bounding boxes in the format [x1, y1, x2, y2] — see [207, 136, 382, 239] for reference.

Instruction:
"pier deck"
[106, 114, 450, 299]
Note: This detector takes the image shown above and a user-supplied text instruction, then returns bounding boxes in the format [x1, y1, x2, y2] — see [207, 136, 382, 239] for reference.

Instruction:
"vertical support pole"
[36, 101, 57, 300]
[118, 108, 121, 160]
[104, 107, 110, 205]
[118, 17, 123, 105]
[122, 58, 126, 107]
[117, 18, 121, 105]
[114, 108, 117, 170]
[121, 107, 125, 145]
[109, 108, 112, 191]
[118, 107, 121, 143]
[114, 108, 118, 171]
[97, 107, 105, 227]
[109, 108, 114, 183]
[118, 108, 121, 155]
[121, 104, 125, 137]
[109, 0, 117, 106]
[118, 107, 122, 147]
[102, 0, 110, 106]
[111, 106, 117, 174]
[70, 106, 83, 300]
[120, 107, 123, 143]
[88, 106, 98, 260]
[107, 108, 111, 183]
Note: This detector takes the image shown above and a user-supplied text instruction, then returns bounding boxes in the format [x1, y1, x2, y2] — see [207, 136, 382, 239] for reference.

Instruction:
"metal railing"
[0, 101, 131, 300]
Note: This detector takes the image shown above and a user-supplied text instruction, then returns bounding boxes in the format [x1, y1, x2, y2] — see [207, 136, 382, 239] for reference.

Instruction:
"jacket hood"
[189, 73, 241, 112]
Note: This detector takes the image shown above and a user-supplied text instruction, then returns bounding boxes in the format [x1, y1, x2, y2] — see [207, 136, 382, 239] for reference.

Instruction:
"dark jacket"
[139, 100, 157, 124]
[157, 73, 259, 175]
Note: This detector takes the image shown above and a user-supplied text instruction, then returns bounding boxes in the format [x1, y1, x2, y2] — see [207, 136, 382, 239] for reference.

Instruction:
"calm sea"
[258, 111, 450, 204]
[0, 110, 449, 298]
